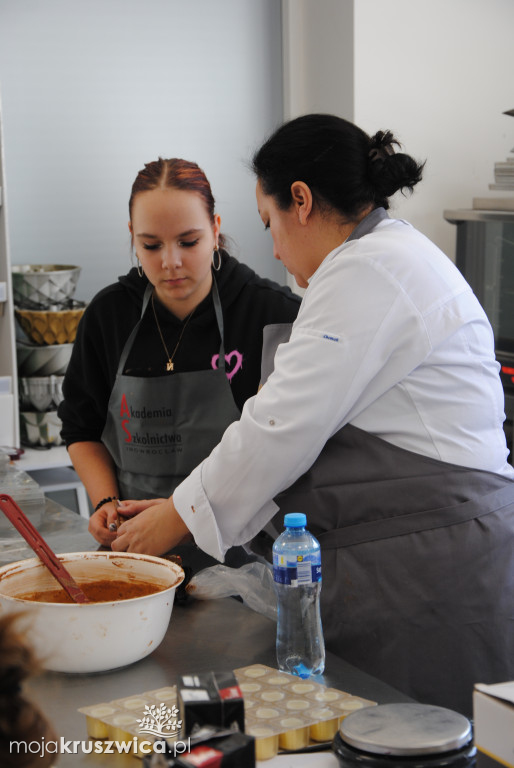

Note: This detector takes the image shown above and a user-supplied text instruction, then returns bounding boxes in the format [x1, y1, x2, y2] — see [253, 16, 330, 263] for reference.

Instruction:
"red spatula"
[0, 493, 90, 603]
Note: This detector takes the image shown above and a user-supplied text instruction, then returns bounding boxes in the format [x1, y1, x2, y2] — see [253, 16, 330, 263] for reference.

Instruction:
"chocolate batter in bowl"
[0, 551, 184, 673]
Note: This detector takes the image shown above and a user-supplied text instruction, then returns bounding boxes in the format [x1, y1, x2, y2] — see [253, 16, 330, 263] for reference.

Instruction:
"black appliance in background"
[444, 209, 514, 463]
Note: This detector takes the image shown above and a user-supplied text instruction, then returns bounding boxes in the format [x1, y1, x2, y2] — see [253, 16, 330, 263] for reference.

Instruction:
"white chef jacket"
[174, 214, 514, 561]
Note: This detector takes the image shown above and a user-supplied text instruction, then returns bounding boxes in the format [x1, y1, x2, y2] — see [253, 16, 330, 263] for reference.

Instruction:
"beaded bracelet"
[94, 496, 118, 513]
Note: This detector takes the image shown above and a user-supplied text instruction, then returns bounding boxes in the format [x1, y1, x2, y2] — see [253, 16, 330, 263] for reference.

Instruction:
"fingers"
[111, 520, 149, 554]
[94, 529, 118, 547]
[105, 499, 143, 533]
[110, 503, 174, 556]
[88, 508, 117, 546]
[110, 531, 128, 551]
[118, 498, 164, 515]
[105, 499, 121, 529]
[109, 498, 188, 557]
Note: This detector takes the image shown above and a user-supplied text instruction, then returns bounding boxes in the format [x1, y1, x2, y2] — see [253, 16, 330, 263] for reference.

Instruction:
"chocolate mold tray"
[235, 664, 376, 759]
[78, 665, 376, 761]
[78, 687, 182, 758]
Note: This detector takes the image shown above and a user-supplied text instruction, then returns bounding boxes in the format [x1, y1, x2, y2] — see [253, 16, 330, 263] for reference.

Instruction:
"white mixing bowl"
[0, 551, 184, 673]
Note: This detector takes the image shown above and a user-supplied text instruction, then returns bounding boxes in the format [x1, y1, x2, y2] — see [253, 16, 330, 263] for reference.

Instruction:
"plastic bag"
[186, 560, 277, 622]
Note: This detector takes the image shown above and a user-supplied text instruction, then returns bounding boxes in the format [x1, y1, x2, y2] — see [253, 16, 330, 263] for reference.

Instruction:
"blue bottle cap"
[284, 512, 307, 528]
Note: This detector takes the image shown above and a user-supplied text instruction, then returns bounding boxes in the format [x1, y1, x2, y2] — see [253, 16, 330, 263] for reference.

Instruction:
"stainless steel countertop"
[0, 496, 95, 563]
[25, 596, 412, 767]
[2, 498, 412, 767]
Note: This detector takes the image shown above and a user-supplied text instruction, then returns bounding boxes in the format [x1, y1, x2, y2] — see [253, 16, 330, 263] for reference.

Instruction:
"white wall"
[281, 0, 514, 262]
[0, 0, 285, 302]
[354, 0, 514, 260]
[3, 0, 512, 303]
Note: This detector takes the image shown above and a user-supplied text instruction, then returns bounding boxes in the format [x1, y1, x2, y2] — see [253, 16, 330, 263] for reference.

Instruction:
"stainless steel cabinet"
[445, 208, 514, 461]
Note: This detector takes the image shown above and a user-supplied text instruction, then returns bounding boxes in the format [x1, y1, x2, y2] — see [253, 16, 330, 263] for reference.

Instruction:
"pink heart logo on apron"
[211, 350, 243, 381]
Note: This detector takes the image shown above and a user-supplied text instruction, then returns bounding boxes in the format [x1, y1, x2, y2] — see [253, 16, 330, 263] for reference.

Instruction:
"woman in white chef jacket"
[112, 114, 514, 716]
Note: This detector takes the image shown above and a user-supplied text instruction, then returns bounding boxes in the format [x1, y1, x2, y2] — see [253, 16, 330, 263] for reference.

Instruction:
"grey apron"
[102, 278, 241, 500]
[266, 425, 514, 717]
[255, 209, 514, 716]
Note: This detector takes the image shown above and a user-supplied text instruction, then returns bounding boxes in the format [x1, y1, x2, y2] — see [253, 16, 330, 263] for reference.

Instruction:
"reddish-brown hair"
[129, 158, 225, 247]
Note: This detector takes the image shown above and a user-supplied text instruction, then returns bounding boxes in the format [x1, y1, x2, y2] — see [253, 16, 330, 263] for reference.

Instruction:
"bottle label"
[273, 553, 322, 586]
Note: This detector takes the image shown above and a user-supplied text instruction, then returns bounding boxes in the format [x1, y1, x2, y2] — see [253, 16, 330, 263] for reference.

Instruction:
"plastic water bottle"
[272, 512, 325, 678]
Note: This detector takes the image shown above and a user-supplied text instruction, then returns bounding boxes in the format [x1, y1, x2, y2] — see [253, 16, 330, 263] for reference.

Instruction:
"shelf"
[17, 444, 72, 472]
[15, 446, 91, 518]
[25, 465, 90, 519]
[444, 208, 514, 224]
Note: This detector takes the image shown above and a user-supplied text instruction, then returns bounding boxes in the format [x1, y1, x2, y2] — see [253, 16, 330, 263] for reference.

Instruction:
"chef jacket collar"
[347, 206, 389, 243]
[306, 206, 390, 286]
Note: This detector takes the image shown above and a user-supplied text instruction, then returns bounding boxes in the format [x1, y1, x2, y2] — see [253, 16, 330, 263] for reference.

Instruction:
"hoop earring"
[137, 260, 144, 278]
[212, 247, 222, 272]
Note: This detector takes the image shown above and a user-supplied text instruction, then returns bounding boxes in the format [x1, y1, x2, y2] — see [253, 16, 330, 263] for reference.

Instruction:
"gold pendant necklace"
[151, 293, 196, 372]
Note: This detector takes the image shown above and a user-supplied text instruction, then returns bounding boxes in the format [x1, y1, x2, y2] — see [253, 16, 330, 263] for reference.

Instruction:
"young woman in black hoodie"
[58, 158, 300, 557]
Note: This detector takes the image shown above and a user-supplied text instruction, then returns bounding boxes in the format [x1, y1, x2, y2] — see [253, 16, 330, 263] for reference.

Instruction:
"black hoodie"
[59, 251, 301, 446]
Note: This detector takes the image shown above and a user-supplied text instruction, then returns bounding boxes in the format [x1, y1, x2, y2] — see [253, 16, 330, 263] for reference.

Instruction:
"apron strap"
[317, 482, 514, 549]
[260, 323, 294, 385]
[116, 284, 153, 375]
[115, 275, 226, 375]
[211, 277, 226, 371]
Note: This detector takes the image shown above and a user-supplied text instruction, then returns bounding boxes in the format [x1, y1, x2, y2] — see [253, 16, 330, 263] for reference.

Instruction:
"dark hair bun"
[368, 130, 425, 205]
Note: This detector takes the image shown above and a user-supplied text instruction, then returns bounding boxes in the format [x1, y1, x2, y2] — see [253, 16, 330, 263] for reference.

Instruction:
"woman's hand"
[88, 497, 169, 547]
[116, 498, 165, 519]
[88, 506, 118, 547]
[111, 497, 191, 556]
[104, 498, 167, 529]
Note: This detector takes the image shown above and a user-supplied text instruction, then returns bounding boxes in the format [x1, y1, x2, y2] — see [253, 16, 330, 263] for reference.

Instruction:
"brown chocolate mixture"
[16, 578, 167, 604]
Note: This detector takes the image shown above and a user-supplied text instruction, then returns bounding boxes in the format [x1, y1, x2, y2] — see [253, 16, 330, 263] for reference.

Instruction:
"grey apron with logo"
[255, 210, 514, 716]
[266, 425, 514, 717]
[102, 279, 241, 500]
